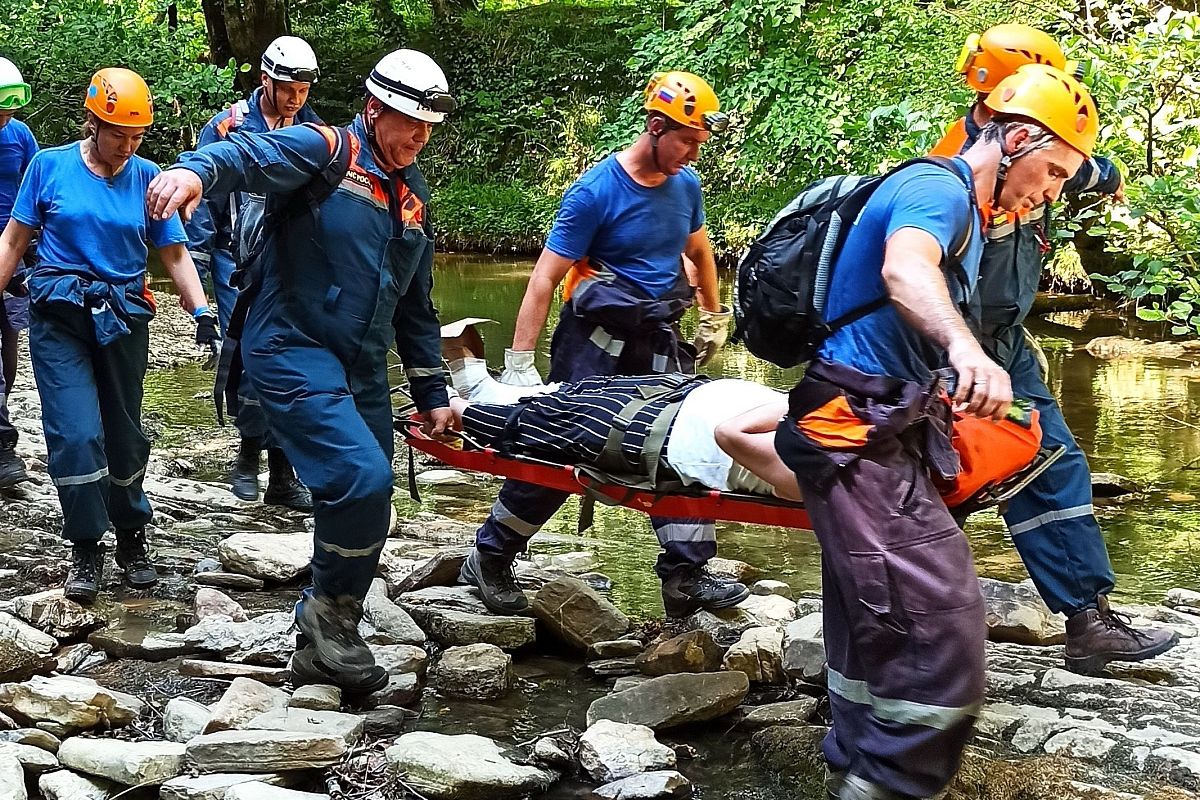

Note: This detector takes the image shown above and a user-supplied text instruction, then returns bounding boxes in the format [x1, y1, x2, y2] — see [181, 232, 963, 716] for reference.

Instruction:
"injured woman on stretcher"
[429, 340, 1053, 513]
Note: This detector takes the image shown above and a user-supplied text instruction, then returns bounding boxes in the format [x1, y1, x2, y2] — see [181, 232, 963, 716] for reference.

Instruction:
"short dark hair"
[980, 113, 1056, 153]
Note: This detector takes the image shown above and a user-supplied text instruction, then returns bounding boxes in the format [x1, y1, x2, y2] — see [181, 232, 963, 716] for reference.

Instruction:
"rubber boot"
[230, 436, 263, 501]
[0, 443, 27, 489]
[64, 542, 104, 605]
[458, 548, 528, 615]
[114, 527, 159, 589]
[660, 565, 751, 618]
[1064, 595, 1179, 676]
[263, 448, 313, 511]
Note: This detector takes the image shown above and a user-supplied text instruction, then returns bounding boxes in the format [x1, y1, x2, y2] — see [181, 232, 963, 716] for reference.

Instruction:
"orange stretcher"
[396, 416, 1066, 530]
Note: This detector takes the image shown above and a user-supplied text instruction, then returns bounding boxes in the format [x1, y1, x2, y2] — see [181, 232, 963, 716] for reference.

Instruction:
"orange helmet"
[955, 24, 1067, 94]
[85, 68, 154, 127]
[984, 64, 1098, 156]
[643, 71, 728, 133]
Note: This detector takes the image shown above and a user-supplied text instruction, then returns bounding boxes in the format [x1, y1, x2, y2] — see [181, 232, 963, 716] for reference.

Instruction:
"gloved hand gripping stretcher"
[392, 320, 1066, 530]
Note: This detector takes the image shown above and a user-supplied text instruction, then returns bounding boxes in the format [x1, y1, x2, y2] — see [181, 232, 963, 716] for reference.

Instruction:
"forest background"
[0, 0, 1197, 330]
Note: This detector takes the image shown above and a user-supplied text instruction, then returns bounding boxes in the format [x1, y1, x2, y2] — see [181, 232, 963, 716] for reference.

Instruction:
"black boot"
[458, 548, 528, 615]
[114, 527, 159, 589]
[0, 443, 27, 489]
[660, 565, 751, 618]
[230, 436, 263, 501]
[263, 448, 313, 511]
[64, 542, 104, 605]
[295, 594, 376, 673]
[291, 637, 389, 694]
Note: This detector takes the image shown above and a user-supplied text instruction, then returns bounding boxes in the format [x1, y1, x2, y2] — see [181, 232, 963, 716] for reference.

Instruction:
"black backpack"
[214, 124, 354, 423]
[732, 156, 975, 368]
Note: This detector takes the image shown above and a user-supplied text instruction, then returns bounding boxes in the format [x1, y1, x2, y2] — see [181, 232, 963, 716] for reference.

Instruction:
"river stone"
[183, 611, 296, 665]
[705, 558, 755, 582]
[751, 580, 792, 598]
[194, 588, 247, 622]
[398, 585, 490, 614]
[288, 685, 340, 712]
[0, 728, 61, 753]
[590, 640, 644, 660]
[636, 631, 723, 677]
[1043, 727, 1118, 761]
[164, 697, 213, 743]
[0, 612, 57, 681]
[179, 660, 289, 685]
[361, 671, 421, 709]
[723, 627, 786, 684]
[739, 698, 821, 730]
[435, 644, 513, 700]
[159, 773, 294, 800]
[245, 708, 363, 746]
[587, 672, 749, 731]
[1165, 587, 1200, 613]
[415, 469, 471, 486]
[361, 579, 424, 646]
[578, 719, 675, 782]
[58, 738, 186, 785]
[370, 644, 429, 677]
[979, 578, 1065, 646]
[593, 770, 693, 799]
[404, 607, 536, 650]
[224, 783, 330, 800]
[0, 741, 57, 773]
[218, 532, 313, 582]
[683, 608, 757, 647]
[384, 732, 554, 799]
[782, 615, 826, 684]
[85, 630, 196, 661]
[358, 705, 414, 737]
[530, 576, 629, 650]
[0, 676, 144, 733]
[393, 548, 472, 594]
[186, 730, 346, 772]
[613, 676, 653, 693]
[38, 769, 116, 800]
[589, 658, 640, 678]
[193, 572, 266, 592]
[736, 594, 797, 628]
[0, 756, 26, 800]
[531, 738, 573, 770]
[205, 678, 288, 733]
[10, 591, 103, 639]
[53, 644, 96, 675]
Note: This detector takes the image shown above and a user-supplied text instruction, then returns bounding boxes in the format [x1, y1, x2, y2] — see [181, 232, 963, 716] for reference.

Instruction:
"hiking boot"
[290, 639, 389, 695]
[263, 448, 313, 511]
[294, 593, 376, 673]
[114, 527, 158, 589]
[0, 444, 27, 489]
[458, 548, 528, 615]
[1064, 595, 1180, 676]
[64, 542, 104, 605]
[660, 565, 751, 618]
[230, 436, 263, 501]
[839, 774, 913, 800]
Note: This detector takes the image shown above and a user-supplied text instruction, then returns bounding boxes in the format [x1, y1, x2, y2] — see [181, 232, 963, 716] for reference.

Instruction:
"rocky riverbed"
[1, 302, 1199, 800]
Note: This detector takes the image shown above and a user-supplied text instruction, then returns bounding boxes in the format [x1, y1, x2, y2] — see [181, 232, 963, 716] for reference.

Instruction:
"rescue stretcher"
[395, 415, 1067, 530]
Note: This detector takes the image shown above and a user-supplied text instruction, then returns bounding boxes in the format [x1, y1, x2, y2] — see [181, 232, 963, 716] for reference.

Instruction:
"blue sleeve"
[690, 174, 705, 233]
[394, 236, 450, 411]
[11, 151, 43, 228]
[145, 162, 189, 248]
[19, 124, 37, 169]
[545, 182, 601, 261]
[882, 169, 971, 261]
[183, 118, 230, 258]
[174, 124, 337, 198]
[1064, 155, 1122, 196]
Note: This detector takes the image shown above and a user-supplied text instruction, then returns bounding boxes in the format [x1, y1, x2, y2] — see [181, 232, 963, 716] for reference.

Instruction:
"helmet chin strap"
[991, 136, 1044, 210]
[650, 132, 667, 175]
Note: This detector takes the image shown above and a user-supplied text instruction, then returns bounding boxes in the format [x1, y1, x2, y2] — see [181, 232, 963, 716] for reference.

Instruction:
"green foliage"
[0, 0, 240, 162]
[434, 178, 558, 252]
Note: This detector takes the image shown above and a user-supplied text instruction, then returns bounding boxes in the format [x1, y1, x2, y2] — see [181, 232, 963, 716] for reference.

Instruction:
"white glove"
[693, 305, 733, 367]
[499, 348, 544, 386]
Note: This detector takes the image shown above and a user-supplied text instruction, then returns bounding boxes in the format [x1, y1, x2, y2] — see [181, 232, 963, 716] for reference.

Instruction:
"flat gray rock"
[159, 773, 293, 800]
[586, 672, 749, 731]
[38, 769, 116, 800]
[57, 738, 186, 785]
[0, 676, 144, 734]
[434, 644, 512, 700]
[593, 770, 693, 799]
[578, 719, 675, 782]
[244, 708, 364, 746]
[186, 730, 346, 773]
[384, 732, 554, 799]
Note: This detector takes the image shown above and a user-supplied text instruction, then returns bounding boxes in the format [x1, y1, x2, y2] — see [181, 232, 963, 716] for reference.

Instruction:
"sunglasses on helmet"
[0, 83, 31, 111]
[262, 55, 319, 84]
[371, 70, 458, 115]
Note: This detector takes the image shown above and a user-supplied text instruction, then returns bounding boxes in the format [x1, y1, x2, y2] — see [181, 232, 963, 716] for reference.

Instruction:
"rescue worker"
[146, 49, 455, 692]
[0, 68, 217, 603]
[775, 66, 1098, 800]
[933, 23, 1176, 675]
[460, 71, 747, 619]
[0, 57, 37, 488]
[185, 35, 321, 510]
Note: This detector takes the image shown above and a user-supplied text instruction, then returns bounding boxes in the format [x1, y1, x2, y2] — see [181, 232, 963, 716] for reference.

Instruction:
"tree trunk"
[200, 0, 288, 91]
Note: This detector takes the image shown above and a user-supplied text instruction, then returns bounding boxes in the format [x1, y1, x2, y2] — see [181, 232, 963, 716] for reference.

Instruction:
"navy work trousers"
[29, 305, 153, 543]
[800, 435, 986, 798]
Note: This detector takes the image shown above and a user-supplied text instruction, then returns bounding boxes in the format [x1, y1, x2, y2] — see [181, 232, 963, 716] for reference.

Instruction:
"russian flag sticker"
[657, 87, 677, 104]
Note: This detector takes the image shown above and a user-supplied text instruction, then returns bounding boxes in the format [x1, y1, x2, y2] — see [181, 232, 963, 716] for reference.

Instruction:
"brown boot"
[1064, 595, 1179, 676]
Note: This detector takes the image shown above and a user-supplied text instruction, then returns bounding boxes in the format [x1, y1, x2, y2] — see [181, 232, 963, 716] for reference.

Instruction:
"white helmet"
[261, 36, 319, 83]
[0, 57, 30, 110]
[365, 49, 455, 123]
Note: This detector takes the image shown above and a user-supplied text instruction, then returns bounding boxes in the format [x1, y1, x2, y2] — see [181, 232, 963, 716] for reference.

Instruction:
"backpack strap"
[228, 99, 251, 131]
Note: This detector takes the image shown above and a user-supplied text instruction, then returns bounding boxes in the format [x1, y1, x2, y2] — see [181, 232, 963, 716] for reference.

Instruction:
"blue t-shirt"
[0, 119, 38, 230]
[12, 142, 187, 282]
[817, 160, 984, 383]
[545, 154, 705, 299]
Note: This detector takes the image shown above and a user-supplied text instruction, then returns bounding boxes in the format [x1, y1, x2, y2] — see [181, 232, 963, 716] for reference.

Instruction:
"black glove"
[194, 311, 220, 348]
